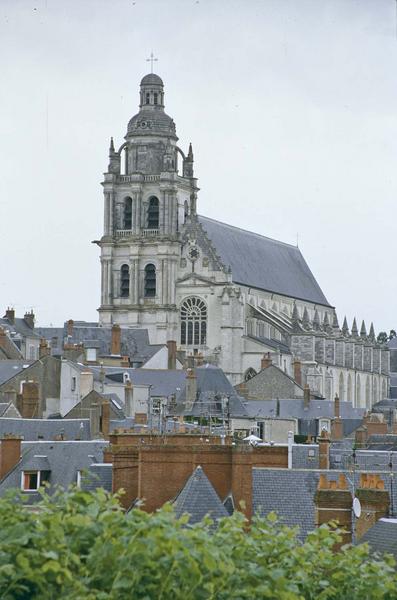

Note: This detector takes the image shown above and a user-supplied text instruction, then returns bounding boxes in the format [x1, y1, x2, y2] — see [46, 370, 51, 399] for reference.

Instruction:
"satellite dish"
[353, 497, 362, 518]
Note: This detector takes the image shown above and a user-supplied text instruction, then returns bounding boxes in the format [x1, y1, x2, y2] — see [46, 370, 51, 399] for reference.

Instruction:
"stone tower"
[97, 73, 198, 342]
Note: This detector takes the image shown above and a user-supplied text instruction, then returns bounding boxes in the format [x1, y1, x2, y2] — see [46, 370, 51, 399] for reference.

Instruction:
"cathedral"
[97, 72, 389, 406]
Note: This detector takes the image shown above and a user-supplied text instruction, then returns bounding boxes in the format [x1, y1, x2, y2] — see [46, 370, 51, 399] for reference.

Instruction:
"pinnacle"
[342, 317, 349, 336]
[360, 320, 367, 338]
[351, 318, 358, 338]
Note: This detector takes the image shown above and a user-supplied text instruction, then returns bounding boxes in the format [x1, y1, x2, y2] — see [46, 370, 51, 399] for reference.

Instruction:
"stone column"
[109, 193, 114, 234]
[104, 193, 110, 235]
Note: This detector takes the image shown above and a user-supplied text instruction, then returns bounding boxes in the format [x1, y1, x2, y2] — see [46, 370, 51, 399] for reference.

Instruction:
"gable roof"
[173, 466, 229, 523]
[198, 215, 331, 307]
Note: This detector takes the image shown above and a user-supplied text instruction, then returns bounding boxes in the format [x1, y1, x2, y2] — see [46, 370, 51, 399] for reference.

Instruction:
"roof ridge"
[198, 214, 299, 250]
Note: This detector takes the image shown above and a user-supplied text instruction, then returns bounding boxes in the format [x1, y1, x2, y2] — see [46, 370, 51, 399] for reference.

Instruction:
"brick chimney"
[261, 352, 272, 370]
[80, 370, 94, 399]
[0, 435, 22, 479]
[100, 400, 110, 438]
[318, 428, 330, 469]
[185, 368, 197, 411]
[303, 384, 310, 410]
[90, 403, 100, 439]
[124, 380, 134, 417]
[67, 319, 74, 337]
[18, 381, 40, 418]
[293, 359, 302, 386]
[334, 393, 340, 418]
[355, 426, 368, 449]
[23, 310, 35, 329]
[39, 338, 50, 359]
[331, 393, 343, 440]
[315, 473, 352, 548]
[4, 308, 15, 325]
[111, 324, 121, 356]
[355, 474, 390, 541]
[167, 340, 177, 370]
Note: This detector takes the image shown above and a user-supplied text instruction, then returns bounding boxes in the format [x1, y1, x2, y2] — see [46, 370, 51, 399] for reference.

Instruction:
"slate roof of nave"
[198, 215, 331, 307]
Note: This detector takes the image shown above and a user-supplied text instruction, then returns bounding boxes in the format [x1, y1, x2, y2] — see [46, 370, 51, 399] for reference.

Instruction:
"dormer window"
[21, 470, 50, 491]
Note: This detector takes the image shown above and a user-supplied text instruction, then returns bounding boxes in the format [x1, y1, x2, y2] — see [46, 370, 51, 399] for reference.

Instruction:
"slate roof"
[198, 215, 331, 307]
[80, 463, 112, 493]
[0, 440, 108, 500]
[91, 366, 187, 397]
[174, 365, 249, 418]
[246, 334, 291, 354]
[173, 466, 229, 523]
[0, 361, 31, 386]
[359, 518, 397, 559]
[0, 317, 40, 339]
[36, 323, 162, 365]
[0, 418, 91, 441]
[253, 468, 397, 540]
[245, 399, 365, 434]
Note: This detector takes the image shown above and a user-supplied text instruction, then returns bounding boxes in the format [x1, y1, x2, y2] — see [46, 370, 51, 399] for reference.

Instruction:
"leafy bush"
[0, 487, 395, 599]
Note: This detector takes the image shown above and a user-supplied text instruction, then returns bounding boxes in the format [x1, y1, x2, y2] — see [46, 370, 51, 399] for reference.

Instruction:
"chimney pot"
[111, 324, 121, 356]
[167, 340, 177, 370]
[261, 352, 272, 370]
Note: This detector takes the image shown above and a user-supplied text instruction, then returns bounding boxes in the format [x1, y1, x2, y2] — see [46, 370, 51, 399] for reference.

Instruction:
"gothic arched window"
[147, 197, 159, 229]
[123, 197, 132, 230]
[120, 264, 130, 298]
[180, 297, 207, 346]
[144, 264, 156, 298]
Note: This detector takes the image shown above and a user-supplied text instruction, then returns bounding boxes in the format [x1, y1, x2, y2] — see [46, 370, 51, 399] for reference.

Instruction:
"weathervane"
[146, 52, 158, 73]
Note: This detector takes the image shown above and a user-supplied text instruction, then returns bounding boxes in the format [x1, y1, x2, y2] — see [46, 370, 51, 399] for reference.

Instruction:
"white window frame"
[21, 470, 41, 492]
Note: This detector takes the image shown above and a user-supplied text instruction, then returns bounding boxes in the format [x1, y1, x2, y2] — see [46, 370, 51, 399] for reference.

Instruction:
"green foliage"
[377, 330, 396, 344]
[0, 487, 395, 599]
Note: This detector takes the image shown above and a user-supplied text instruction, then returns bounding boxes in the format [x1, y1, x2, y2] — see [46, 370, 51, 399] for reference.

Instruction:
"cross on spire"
[146, 52, 158, 73]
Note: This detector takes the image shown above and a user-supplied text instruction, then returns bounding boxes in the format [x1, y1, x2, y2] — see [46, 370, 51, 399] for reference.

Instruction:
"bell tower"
[97, 72, 198, 343]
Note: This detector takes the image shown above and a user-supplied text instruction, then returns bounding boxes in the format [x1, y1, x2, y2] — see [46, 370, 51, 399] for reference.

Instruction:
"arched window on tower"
[123, 197, 132, 230]
[180, 297, 207, 346]
[153, 92, 158, 105]
[120, 264, 130, 298]
[145, 92, 150, 104]
[144, 264, 156, 298]
[147, 197, 159, 229]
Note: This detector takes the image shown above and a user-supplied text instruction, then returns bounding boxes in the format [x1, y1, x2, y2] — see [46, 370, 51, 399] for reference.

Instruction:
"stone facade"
[96, 72, 389, 403]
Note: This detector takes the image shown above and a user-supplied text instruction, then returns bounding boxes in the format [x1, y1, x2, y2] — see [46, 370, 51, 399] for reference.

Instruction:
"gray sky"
[0, 0, 396, 332]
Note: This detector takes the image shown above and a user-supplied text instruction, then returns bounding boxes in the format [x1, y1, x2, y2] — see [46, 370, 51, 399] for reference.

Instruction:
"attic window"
[21, 470, 50, 491]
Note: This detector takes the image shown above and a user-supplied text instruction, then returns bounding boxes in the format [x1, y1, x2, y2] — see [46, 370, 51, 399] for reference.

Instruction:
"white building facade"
[96, 73, 389, 404]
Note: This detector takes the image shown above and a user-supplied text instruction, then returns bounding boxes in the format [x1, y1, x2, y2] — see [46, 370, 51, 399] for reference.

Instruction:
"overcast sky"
[0, 0, 396, 333]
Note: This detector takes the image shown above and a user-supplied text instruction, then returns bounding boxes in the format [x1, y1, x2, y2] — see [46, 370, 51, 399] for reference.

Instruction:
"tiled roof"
[198, 215, 331, 307]
[91, 366, 187, 397]
[0, 361, 31, 386]
[173, 466, 229, 523]
[36, 323, 162, 365]
[0, 417, 91, 441]
[174, 365, 249, 418]
[253, 468, 397, 540]
[359, 518, 397, 559]
[0, 440, 108, 498]
[81, 463, 112, 493]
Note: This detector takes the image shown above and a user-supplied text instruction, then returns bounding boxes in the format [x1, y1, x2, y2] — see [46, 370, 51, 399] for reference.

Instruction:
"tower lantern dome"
[139, 72, 165, 109]
[127, 72, 177, 140]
